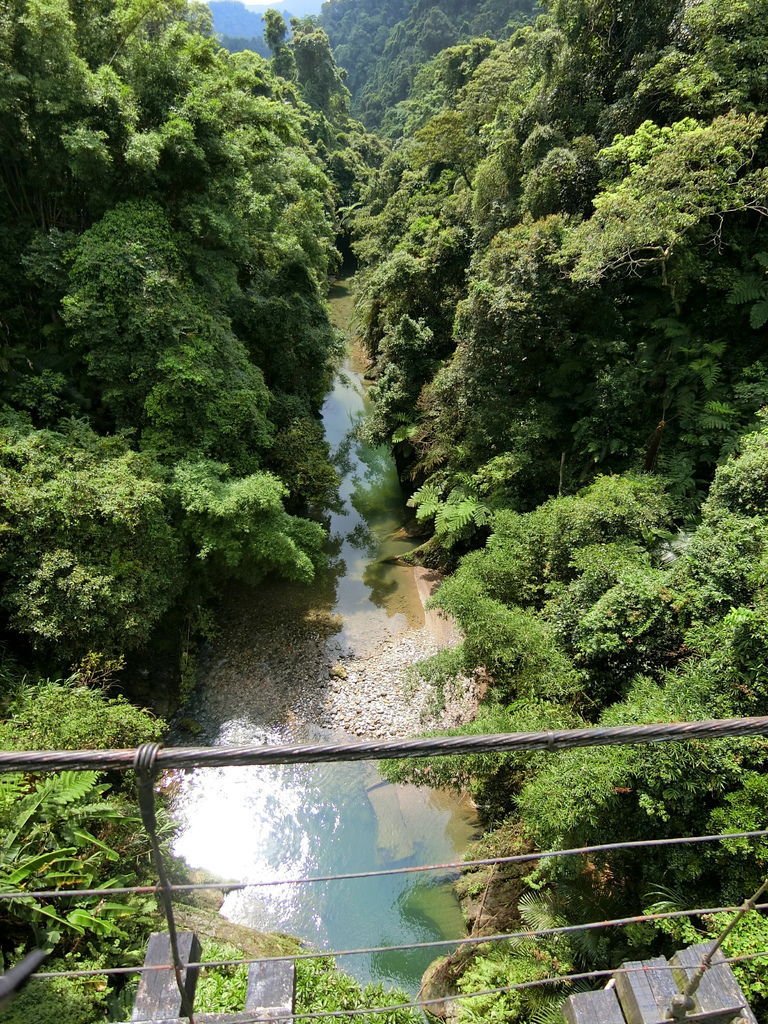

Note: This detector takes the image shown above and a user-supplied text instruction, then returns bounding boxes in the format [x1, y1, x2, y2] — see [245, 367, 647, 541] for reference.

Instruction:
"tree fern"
[38, 771, 104, 808]
[728, 276, 764, 305]
[0, 771, 148, 946]
[728, 255, 768, 331]
[750, 299, 768, 330]
[529, 997, 572, 1024]
[408, 486, 442, 528]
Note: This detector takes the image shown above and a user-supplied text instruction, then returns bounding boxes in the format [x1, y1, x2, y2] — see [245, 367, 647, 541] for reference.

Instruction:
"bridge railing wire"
[182, 949, 768, 1024]
[0, 827, 765, 902]
[3, 717, 768, 1021]
[2, 714, 768, 773]
[25, 899, 768, 979]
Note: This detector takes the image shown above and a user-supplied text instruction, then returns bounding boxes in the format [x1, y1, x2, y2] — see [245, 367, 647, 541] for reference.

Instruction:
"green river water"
[171, 279, 477, 993]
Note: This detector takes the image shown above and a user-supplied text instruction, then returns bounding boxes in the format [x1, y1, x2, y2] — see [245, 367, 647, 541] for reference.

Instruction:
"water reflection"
[173, 726, 476, 990]
[320, 287, 423, 653]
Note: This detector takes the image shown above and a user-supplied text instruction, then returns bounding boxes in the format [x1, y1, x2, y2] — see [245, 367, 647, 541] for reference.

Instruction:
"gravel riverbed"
[184, 576, 478, 742]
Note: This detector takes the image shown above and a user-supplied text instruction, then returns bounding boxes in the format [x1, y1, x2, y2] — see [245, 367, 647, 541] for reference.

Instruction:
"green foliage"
[291, 18, 350, 119]
[387, 425, 768, 1018]
[194, 941, 249, 1013]
[706, 418, 768, 517]
[0, 959, 113, 1024]
[383, 699, 579, 805]
[0, 420, 183, 662]
[0, 679, 163, 751]
[0, 0, 351, 677]
[0, 770, 154, 948]
[409, 481, 490, 549]
[566, 114, 768, 284]
[174, 459, 325, 584]
[195, 945, 423, 1024]
[456, 937, 573, 1024]
[63, 201, 273, 471]
[729, 252, 768, 330]
[352, 0, 768, 525]
[295, 956, 422, 1024]
[320, 0, 537, 131]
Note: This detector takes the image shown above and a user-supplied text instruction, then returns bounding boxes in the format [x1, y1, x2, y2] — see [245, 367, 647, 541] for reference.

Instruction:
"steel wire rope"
[1, 828, 766, 902]
[2, 715, 768, 773]
[134, 743, 197, 1024]
[36, 950, 768, 1023]
[7, 721, 768, 1017]
[27, 900, 768, 980]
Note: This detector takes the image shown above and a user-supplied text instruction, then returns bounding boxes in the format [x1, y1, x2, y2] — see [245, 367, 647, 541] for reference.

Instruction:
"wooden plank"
[562, 987, 625, 1023]
[246, 960, 296, 1019]
[131, 931, 201, 1023]
[671, 943, 755, 1024]
[646, 956, 685, 1015]
[614, 957, 678, 1024]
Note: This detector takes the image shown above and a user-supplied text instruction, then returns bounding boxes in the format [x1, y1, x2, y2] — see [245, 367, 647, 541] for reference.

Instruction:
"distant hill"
[208, 0, 324, 47]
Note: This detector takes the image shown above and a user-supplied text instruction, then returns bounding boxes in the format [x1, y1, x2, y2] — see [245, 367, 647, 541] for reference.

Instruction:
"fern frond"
[530, 995, 570, 1024]
[729, 278, 763, 305]
[750, 299, 768, 330]
[408, 482, 443, 519]
[40, 771, 101, 807]
[518, 890, 567, 932]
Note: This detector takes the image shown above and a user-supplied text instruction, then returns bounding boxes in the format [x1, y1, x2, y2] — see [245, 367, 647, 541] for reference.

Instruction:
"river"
[171, 278, 476, 993]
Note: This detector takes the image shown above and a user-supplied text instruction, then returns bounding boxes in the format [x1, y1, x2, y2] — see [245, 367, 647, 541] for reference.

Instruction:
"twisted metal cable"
[1, 828, 766, 902]
[41, 950, 768, 1023]
[28, 900, 768, 979]
[134, 743, 196, 1024]
[2, 716, 768, 774]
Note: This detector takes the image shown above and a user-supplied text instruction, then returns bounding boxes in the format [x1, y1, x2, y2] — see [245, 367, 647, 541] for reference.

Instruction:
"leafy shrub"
[1, 962, 111, 1024]
[0, 679, 163, 751]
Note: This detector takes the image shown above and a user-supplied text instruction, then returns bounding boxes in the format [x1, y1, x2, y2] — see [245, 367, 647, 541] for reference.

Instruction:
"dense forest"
[2, 0, 768, 1020]
[320, 0, 536, 131]
[341, 0, 768, 1019]
[0, 2, 384, 1017]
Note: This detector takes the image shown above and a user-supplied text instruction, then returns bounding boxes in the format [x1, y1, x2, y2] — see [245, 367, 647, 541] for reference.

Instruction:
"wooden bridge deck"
[562, 942, 756, 1023]
[119, 932, 758, 1024]
[119, 932, 295, 1024]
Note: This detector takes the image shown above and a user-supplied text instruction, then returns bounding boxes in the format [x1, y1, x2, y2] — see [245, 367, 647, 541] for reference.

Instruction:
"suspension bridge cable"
[1, 828, 766, 902]
[28, 900, 768, 980]
[248, 948, 768, 1024]
[2, 715, 768, 773]
[134, 743, 197, 1024]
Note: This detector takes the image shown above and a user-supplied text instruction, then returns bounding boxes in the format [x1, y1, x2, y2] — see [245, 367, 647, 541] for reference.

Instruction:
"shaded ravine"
[171, 278, 477, 992]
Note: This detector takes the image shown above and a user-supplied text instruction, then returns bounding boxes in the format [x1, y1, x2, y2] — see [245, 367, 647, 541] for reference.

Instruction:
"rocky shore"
[182, 568, 478, 743]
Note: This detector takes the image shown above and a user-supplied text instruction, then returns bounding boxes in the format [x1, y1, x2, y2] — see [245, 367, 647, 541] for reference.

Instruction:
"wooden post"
[131, 931, 201, 1023]
[670, 943, 756, 1024]
[613, 956, 679, 1024]
[561, 942, 758, 1024]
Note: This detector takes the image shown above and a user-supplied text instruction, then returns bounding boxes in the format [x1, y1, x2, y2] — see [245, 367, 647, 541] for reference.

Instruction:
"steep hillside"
[321, 0, 537, 130]
[334, 0, 768, 1018]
